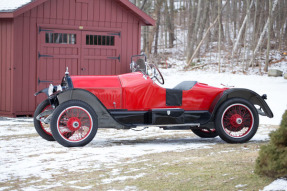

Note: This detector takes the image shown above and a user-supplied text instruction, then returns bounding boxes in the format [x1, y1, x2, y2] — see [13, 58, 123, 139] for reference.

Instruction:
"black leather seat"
[173, 81, 197, 91]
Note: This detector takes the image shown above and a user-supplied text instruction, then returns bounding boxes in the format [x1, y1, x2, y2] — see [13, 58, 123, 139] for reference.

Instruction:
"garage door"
[37, 28, 121, 103]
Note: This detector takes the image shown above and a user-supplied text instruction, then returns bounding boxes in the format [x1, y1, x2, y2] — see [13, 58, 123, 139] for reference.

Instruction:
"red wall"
[5, 0, 143, 116]
[0, 19, 13, 116]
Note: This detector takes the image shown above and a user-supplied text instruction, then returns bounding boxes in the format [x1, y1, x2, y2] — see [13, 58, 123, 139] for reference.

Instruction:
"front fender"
[34, 88, 49, 96]
[56, 88, 125, 129]
[210, 88, 273, 119]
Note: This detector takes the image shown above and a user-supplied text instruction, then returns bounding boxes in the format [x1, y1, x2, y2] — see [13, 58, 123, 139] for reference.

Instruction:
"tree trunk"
[264, 0, 272, 72]
[186, 0, 202, 63]
[169, 0, 175, 48]
[231, 0, 254, 69]
[196, 0, 209, 57]
[218, 0, 221, 72]
[186, 2, 227, 66]
[154, 0, 163, 55]
[251, 0, 258, 68]
[233, 0, 237, 39]
[249, 0, 278, 68]
[244, 0, 251, 70]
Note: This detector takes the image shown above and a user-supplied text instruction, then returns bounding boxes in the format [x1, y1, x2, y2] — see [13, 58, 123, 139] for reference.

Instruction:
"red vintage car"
[34, 56, 273, 147]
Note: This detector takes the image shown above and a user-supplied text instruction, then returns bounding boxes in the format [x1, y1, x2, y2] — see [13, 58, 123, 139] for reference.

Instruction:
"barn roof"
[0, 0, 155, 26]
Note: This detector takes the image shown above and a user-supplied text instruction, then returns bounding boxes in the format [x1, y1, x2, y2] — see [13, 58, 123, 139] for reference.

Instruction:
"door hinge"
[38, 52, 54, 59]
[107, 55, 120, 62]
[38, 78, 53, 85]
[107, 32, 121, 38]
[39, 27, 54, 33]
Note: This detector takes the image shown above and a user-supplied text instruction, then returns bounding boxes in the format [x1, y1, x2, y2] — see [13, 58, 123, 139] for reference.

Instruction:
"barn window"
[46, 33, 76, 44]
[86, 35, 115, 46]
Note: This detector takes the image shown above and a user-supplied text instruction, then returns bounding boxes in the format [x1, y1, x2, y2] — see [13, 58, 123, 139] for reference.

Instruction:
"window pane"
[111, 36, 115, 45]
[98, 36, 102, 45]
[94, 35, 98, 45]
[102, 36, 106, 45]
[106, 36, 110, 46]
[45, 33, 49, 43]
[63, 34, 68, 44]
[86, 35, 89, 45]
[85, 34, 115, 46]
[71, 34, 76, 44]
[59, 34, 63, 44]
[45, 32, 76, 44]
[90, 35, 94, 45]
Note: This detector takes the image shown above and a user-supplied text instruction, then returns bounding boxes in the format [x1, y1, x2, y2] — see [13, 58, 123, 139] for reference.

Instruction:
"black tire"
[34, 99, 55, 141]
[215, 98, 259, 143]
[192, 129, 218, 138]
[50, 100, 98, 147]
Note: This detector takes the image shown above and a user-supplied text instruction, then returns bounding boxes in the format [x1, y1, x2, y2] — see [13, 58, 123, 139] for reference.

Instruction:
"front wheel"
[50, 100, 98, 147]
[215, 98, 259, 143]
[34, 99, 55, 141]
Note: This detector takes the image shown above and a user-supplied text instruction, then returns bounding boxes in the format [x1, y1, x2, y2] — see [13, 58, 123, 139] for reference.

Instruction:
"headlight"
[57, 85, 62, 92]
[48, 84, 54, 96]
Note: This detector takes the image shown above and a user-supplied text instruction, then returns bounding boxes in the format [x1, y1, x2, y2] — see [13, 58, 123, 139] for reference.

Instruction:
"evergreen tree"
[255, 110, 287, 178]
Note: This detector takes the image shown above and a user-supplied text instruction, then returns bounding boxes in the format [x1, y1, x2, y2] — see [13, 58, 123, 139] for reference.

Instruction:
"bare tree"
[249, 0, 279, 68]
[264, 0, 273, 72]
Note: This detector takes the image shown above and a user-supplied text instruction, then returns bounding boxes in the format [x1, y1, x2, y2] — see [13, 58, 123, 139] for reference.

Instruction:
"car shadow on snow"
[88, 136, 270, 148]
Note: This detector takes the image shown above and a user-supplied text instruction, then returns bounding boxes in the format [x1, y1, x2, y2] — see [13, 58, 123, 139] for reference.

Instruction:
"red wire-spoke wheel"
[34, 99, 55, 141]
[50, 100, 98, 147]
[222, 104, 253, 137]
[215, 98, 259, 143]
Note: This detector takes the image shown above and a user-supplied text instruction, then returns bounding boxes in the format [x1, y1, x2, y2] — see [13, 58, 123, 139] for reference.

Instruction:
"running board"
[136, 123, 200, 128]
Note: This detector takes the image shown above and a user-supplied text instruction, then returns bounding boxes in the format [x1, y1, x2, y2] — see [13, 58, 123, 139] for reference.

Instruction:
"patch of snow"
[108, 186, 138, 191]
[263, 179, 287, 191]
[102, 173, 146, 184]
[235, 184, 247, 188]
[0, 0, 33, 12]
[70, 185, 94, 190]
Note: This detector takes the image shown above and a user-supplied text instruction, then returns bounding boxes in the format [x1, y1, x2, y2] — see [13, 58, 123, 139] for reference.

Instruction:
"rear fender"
[56, 89, 125, 129]
[209, 88, 273, 119]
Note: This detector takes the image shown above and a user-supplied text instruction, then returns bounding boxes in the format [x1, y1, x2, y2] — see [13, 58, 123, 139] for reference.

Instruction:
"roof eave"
[0, 0, 156, 26]
[0, 0, 48, 18]
[117, 0, 155, 26]
[0, 12, 14, 18]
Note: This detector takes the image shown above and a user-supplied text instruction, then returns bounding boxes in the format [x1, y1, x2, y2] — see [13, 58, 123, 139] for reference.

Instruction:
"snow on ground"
[263, 178, 287, 191]
[0, 119, 278, 190]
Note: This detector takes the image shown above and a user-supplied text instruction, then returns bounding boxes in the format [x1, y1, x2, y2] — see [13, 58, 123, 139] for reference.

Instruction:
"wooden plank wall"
[0, 19, 13, 115]
[12, 0, 141, 115]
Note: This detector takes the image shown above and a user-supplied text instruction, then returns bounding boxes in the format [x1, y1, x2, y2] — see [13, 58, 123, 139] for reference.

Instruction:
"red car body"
[34, 68, 273, 147]
[71, 72, 227, 111]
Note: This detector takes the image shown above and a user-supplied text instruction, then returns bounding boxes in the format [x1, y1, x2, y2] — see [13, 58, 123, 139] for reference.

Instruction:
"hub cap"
[67, 117, 82, 131]
[221, 104, 254, 138]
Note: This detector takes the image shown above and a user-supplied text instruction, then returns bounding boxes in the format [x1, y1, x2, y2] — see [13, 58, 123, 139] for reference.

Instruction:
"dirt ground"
[0, 117, 277, 191]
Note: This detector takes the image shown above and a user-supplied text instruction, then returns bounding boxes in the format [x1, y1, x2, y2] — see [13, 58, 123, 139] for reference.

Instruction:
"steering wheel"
[151, 64, 165, 85]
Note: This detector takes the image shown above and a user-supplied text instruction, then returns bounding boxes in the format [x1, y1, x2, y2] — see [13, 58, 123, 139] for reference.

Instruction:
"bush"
[255, 110, 287, 178]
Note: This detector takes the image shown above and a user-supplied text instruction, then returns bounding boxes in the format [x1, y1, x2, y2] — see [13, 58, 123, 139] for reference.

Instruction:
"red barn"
[0, 0, 155, 117]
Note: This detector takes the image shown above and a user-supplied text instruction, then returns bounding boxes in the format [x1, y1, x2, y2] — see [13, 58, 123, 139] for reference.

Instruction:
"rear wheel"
[34, 99, 55, 141]
[192, 129, 218, 138]
[215, 98, 259, 143]
[50, 100, 98, 147]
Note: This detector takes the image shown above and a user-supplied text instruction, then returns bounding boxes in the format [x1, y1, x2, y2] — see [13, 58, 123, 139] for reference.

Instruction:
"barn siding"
[10, 0, 143, 116]
[0, 19, 13, 115]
